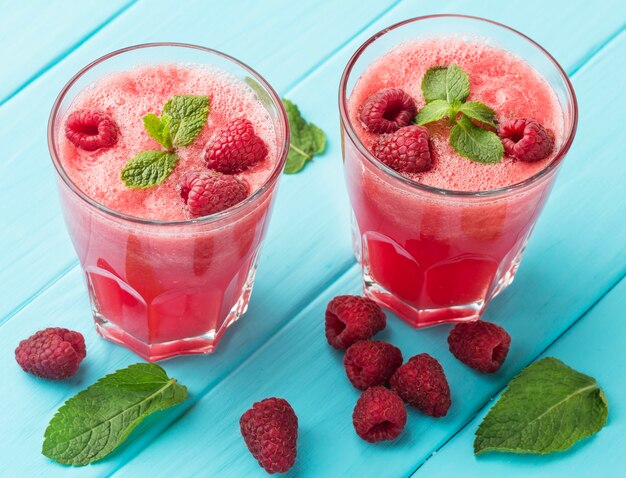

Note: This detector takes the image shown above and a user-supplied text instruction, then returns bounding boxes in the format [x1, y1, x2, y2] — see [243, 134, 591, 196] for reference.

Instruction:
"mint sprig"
[282, 98, 327, 174]
[121, 95, 209, 188]
[450, 116, 503, 164]
[120, 151, 179, 188]
[474, 357, 608, 455]
[43, 363, 187, 466]
[416, 64, 502, 164]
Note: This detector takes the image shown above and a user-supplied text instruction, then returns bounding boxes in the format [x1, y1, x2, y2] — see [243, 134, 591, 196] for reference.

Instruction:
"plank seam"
[0, 5, 622, 475]
[0, 0, 141, 107]
[104, 257, 358, 477]
[0, 0, 403, 328]
[281, 0, 403, 93]
[409, 271, 626, 477]
[0, 259, 78, 328]
[567, 23, 625, 77]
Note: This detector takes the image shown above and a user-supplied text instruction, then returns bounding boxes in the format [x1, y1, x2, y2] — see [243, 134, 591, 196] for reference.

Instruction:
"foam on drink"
[58, 64, 278, 220]
[347, 38, 564, 192]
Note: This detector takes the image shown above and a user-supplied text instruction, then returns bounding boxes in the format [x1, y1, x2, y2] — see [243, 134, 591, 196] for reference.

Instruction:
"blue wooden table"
[1, 1, 625, 476]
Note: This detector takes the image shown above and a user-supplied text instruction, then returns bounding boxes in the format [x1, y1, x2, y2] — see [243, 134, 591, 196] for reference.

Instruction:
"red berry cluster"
[360, 87, 554, 174]
[65, 106, 267, 217]
[323, 294, 511, 445]
[184, 117, 267, 217]
[360, 88, 433, 174]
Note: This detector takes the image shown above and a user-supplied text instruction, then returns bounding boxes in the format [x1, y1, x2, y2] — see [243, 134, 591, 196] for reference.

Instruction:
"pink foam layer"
[58, 64, 278, 220]
[348, 38, 565, 192]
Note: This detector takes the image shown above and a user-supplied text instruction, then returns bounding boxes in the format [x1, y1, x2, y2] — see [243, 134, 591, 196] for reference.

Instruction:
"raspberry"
[390, 353, 451, 417]
[65, 109, 119, 151]
[497, 118, 554, 162]
[359, 88, 417, 134]
[352, 386, 407, 443]
[15, 328, 86, 380]
[240, 397, 298, 474]
[204, 118, 268, 173]
[373, 125, 433, 173]
[343, 340, 403, 390]
[180, 170, 248, 217]
[448, 320, 511, 373]
[325, 295, 386, 350]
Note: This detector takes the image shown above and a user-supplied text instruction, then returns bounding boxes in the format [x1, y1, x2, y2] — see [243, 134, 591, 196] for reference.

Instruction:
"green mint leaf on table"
[450, 115, 503, 164]
[475, 357, 608, 455]
[121, 150, 179, 188]
[142, 113, 173, 150]
[282, 98, 327, 174]
[415, 99, 454, 125]
[162, 95, 210, 147]
[458, 101, 497, 128]
[43, 363, 187, 466]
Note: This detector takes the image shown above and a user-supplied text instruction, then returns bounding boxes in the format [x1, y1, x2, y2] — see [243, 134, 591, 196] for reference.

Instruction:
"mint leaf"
[43, 363, 187, 466]
[121, 150, 179, 188]
[450, 115, 503, 164]
[143, 113, 172, 150]
[282, 98, 327, 174]
[446, 64, 470, 104]
[458, 101, 497, 128]
[421, 67, 448, 102]
[475, 357, 608, 455]
[416, 99, 454, 125]
[162, 95, 209, 147]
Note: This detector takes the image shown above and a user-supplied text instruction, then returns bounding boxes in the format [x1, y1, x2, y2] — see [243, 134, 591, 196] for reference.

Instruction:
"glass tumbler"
[339, 15, 577, 327]
[49, 43, 289, 361]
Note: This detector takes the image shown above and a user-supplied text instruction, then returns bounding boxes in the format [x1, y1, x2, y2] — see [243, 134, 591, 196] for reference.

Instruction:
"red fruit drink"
[49, 44, 288, 361]
[340, 16, 577, 327]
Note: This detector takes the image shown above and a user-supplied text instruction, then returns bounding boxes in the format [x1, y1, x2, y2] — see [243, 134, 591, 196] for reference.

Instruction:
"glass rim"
[48, 42, 290, 226]
[338, 14, 579, 198]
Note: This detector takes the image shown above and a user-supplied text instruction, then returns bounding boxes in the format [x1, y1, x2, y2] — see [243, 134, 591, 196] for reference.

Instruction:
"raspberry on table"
[204, 118, 268, 173]
[373, 125, 433, 174]
[390, 353, 451, 417]
[65, 109, 119, 151]
[497, 117, 554, 162]
[359, 88, 417, 134]
[180, 170, 249, 217]
[15, 327, 86, 380]
[448, 320, 511, 373]
[352, 386, 407, 443]
[344, 340, 403, 390]
[325, 295, 386, 350]
[240, 397, 298, 474]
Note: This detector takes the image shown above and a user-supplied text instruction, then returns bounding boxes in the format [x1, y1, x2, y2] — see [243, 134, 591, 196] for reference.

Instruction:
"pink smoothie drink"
[340, 17, 577, 327]
[49, 45, 288, 361]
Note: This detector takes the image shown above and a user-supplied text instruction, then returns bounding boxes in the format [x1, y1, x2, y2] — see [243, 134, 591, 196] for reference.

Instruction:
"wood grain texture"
[415, 276, 626, 477]
[0, 0, 137, 103]
[0, 0, 400, 322]
[0, 0, 624, 476]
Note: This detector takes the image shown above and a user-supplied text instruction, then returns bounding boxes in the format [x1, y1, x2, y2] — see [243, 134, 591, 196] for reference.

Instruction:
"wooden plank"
[0, 0, 400, 322]
[0, 0, 137, 103]
[109, 30, 626, 477]
[0, 1, 623, 477]
[415, 277, 626, 477]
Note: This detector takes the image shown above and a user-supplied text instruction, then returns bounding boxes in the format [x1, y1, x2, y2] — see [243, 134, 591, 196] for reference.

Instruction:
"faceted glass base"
[91, 262, 257, 362]
[358, 233, 526, 328]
